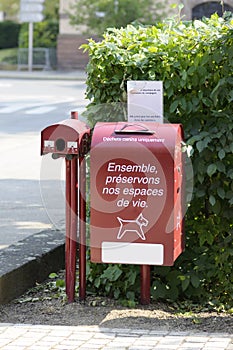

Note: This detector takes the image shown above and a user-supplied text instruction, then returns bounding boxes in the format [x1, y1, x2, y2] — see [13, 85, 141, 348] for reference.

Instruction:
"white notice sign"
[20, 0, 44, 23]
[127, 81, 163, 123]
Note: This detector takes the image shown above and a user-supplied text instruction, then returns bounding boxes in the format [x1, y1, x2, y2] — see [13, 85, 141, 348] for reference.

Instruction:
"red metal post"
[70, 157, 78, 302]
[65, 157, 78, 303]
[140, 265, 151, 305]
[78, 156, 86, 301]
[71, 111, 78, 120]
[65, 158, 71, 298]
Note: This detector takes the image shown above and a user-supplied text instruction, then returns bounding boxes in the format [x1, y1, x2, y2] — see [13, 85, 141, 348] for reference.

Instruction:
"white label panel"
[67, 141, 78, 149]
[44, 140, 54, 147]
[127, 80, 163, 123]
[102, 242, 164, 265]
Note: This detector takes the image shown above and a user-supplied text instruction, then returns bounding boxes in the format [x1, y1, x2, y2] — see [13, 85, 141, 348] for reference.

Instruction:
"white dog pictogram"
[117, 213, 149, 240]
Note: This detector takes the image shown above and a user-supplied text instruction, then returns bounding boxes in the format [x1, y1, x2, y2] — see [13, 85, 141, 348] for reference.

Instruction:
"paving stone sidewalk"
[0, 324, 232, 350]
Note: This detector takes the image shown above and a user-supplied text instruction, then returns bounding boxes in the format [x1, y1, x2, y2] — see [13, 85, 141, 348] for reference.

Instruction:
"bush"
[82, 13, 233, 308]
[19, 21, 58, 49]
[0, 21, 20, 49]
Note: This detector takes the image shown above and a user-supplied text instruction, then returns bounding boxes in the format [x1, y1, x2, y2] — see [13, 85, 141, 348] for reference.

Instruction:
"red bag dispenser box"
[41, 118, 90, 158]
[90, 122, 185, 266]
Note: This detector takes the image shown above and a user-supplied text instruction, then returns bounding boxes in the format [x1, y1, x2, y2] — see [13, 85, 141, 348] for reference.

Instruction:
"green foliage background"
[0, 0, 19, 18]
[0, 21, 20, 49]
[69, 0, 166, 36]
[82, 14, 233, 308]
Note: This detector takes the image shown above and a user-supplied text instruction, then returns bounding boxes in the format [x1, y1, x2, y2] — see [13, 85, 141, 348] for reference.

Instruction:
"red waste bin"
[90, 122, 185, 266]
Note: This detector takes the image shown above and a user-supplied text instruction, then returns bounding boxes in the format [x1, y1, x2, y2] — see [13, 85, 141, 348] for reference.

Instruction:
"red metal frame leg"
[140, 265, 151, 305]
[65, 158, 78, 303]
[79, 156, 86, 301]
[65, 158, 71, 298]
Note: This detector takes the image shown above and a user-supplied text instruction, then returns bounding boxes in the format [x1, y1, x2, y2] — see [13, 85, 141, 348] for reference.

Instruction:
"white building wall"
[59, 0, 78, 34]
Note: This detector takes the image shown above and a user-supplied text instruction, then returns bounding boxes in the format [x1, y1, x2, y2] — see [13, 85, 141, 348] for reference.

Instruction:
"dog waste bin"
[90, 122, 185, 266]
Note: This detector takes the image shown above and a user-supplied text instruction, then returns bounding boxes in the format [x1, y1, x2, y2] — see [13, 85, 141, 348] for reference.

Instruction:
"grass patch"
[0, 48, 18, 69]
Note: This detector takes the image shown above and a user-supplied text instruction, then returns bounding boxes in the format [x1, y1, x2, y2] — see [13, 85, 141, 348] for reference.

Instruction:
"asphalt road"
[0, 77, 87, 248]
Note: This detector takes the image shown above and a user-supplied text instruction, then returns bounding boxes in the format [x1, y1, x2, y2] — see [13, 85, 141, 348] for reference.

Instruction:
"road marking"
[0, 105, 28, 113]
[0, 83, 12, 87]
[25, 106, 57, 114]
[0, 97, 78, 114]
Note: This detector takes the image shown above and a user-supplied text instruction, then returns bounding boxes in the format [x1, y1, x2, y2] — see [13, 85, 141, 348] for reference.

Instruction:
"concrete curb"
[0, 230, 65, 304]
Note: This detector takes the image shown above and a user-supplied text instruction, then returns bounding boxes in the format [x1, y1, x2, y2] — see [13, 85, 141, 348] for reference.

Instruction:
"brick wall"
[57, 34, 90, 69]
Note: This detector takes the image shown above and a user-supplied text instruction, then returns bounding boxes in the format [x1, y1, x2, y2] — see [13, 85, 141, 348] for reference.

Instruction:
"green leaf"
[102, 265, 122, 281]
[56, 279, 65, 288]
[216, 161, 226, 173]
[209, 195, 216, 206]
[181, 278, 190, 292]
[197, 173, 205, 184]
[114, 288, 120, 299]
[94, 276, 101, 288]
[196, 140, 205, 153]
[227, 169, 233, 179]
[126, 291, 135, 301]
[218, 149, 225, 160]
[202, 97, 212, 107]
[126, 270, 137, 285]
[152, 280, 167, 298]
[188, 134, 203, 144]
[207, 164, 217, 177]
[217, 187, 225, 199]
[191, 274, 200, 288]
[199, 234, 206, 247]
[181, 70, 187, 81]
[170, 100, 179, 113]
[212, 200, 221, 215]
[196, 189, 206, 197]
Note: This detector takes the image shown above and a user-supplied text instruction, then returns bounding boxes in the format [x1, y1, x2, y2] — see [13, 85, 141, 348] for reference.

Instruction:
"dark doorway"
[192, 1, 233, 19]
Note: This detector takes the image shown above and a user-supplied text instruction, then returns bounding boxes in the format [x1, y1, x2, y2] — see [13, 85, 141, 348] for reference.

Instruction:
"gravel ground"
[0, 271, 232, 334]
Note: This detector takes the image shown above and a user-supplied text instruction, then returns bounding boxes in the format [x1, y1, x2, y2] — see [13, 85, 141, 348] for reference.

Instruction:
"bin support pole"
[140, 265, 150, 305]
[79, 156, 86, 301]
[65, 158, 71, 298]
[65, 157, 78, 303]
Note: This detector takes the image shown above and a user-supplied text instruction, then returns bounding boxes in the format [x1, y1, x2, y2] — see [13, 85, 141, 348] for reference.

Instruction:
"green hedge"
[19, 21, 58, 48]
[82, 14, 233, 308]
[0, 21, 20, 49]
